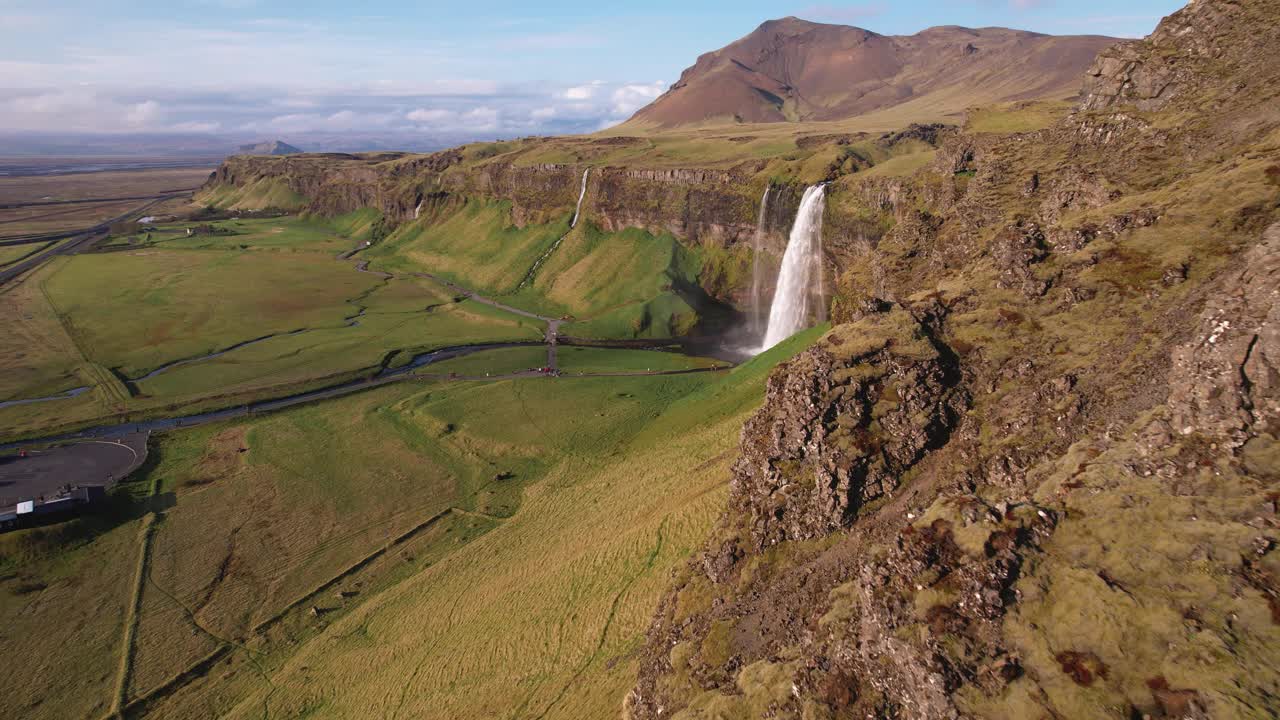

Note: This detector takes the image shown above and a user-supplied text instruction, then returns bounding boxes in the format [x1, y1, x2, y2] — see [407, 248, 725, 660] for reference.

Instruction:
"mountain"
[627, 17, 1119, 128]
[237, 140, 302, 156]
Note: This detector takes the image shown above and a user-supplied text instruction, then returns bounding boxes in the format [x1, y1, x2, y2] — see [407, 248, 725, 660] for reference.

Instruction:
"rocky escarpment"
[1080, 0, 1280, 113]
[205, 152, 811, 250]
[722, 310, 965, 555]
[628, 1, 1280, 718]
[203, 125, 957, 268]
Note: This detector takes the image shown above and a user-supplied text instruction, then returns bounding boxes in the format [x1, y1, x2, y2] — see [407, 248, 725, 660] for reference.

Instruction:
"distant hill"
[626, 17, 1119, 128]
[238, 140, 302, 156]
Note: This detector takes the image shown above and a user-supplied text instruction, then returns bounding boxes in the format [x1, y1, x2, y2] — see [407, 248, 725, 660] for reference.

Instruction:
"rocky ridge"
[626, 1, 1280, 718]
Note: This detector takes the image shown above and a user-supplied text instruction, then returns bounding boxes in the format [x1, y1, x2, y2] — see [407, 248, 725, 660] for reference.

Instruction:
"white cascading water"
[761, 184, 827, 350]
[749, 185, 773, 336]
[570, 168, 589, 228]
[519, 169, 590, 288]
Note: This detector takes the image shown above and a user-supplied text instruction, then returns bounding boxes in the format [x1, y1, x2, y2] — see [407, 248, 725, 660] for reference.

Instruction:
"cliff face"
[627, 1, 1280, 718]
[1080, 0, 1279, 113]
[205, 153, 807, 250]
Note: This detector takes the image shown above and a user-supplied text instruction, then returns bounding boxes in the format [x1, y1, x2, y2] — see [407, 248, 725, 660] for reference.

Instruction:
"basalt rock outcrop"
[724, 311, 965, 554]
[203, 124, 964, 270]
[628, 1, 1280, 718]
[205, 154, 809, 250]
[1080, 0, 1279, 113]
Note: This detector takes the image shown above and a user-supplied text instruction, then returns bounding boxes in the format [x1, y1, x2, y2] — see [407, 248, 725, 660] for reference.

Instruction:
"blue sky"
[0, 0, 1186, 142]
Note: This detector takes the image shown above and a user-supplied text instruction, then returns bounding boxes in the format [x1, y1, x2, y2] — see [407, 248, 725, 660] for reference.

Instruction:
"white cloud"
[0, 76, 667, 139]
[563, 84, 598, 100]
[407, 108, 454, 123]
[462, 107, 499, 132]
[610, 82, 666, 117]
[2, 91, 198, 133]
[124, 100, 161, 128]
[170, 120, 223, 133]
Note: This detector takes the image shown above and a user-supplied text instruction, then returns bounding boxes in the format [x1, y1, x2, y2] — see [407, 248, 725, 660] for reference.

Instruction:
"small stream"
[0, 342, 539, 451]
[0, 386, 91, 411]
[518, 169, 590, 290]
[0, 338, 733, 452]
[132, 331, 308, 382]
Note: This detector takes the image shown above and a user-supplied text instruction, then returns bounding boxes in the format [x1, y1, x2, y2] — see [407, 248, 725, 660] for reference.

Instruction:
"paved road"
[0, 195, 183, 285]
[0, 190, 198, 211]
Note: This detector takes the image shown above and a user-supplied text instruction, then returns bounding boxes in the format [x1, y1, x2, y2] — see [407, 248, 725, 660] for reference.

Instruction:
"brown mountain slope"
[627, 17, 1118, 128]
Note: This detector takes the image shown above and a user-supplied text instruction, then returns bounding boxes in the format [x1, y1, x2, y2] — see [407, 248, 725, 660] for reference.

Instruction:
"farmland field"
[0, 165, 212, 237]
[0, 145, 812, 720]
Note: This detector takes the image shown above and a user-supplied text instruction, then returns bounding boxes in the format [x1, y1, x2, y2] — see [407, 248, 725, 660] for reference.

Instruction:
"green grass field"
[424, 345, 550, 376]
[42, 249, 383, 379]
[0, 213, 551, 440]
[0, 240, 52, 267]
[0, 326, 823, 720]
[557, 346, 724, 374]
[141, 216, 355, 254]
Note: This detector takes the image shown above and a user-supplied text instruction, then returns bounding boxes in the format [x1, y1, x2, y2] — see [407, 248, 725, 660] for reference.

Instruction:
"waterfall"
[761, 184, 827, 350]
[749, 185, 773, 336]
[570, 168, 589, 229]
[519, 169, 590, 289]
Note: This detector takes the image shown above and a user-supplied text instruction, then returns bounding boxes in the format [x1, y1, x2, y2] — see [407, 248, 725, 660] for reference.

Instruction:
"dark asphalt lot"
[0, 433, 148, 510]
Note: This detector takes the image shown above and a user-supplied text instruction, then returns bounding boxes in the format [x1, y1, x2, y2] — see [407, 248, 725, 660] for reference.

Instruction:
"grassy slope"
[0, 326, 821, 720]
[365, 199, 568, 295]
[196, 177, 307, 211]
[209, 327, 824, 720]
[364, 200, 710, 339]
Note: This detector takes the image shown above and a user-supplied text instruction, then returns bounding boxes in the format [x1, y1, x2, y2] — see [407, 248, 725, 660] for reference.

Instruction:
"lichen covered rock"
[728, 310, 964, 552]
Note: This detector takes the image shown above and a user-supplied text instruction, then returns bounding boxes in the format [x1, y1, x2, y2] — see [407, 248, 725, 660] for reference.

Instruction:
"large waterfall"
[749, 185, 774, 335]
[761, 184, 827, 350]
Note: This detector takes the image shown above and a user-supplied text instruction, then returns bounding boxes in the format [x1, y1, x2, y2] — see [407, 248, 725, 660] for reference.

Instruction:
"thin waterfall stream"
[749, 185, 773, 336]
[519, 168, 589, 289]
